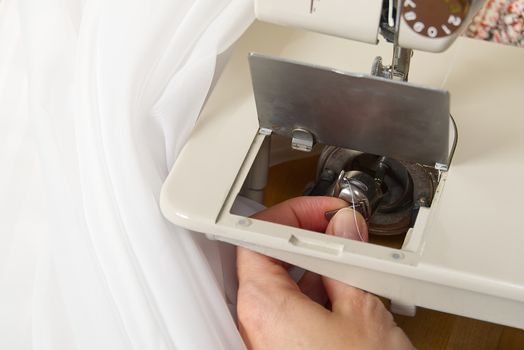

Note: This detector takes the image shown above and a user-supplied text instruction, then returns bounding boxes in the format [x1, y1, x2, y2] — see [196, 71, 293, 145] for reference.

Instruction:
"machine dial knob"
[402, 0, 470, 38]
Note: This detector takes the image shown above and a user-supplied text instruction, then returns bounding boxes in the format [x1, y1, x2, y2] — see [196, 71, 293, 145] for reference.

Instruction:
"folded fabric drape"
[0, 1, 253, 349]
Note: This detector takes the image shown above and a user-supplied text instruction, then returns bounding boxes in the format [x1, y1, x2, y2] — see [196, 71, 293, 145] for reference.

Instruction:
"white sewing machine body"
[256, 0, 480, 52]
[161, 2, 524, 329]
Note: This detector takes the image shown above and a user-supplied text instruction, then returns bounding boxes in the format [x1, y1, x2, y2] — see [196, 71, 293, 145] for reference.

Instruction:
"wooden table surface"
[263, 156, 524, 350]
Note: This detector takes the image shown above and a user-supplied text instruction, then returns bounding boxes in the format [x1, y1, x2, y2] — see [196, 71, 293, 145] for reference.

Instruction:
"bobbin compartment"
[231, 54, 454, 248]
[233, 135, 448, 251]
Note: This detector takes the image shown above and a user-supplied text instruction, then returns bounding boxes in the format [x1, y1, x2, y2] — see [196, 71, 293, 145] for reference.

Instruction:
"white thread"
[440, 46, 460, 88]
[347, 186, 365, 242]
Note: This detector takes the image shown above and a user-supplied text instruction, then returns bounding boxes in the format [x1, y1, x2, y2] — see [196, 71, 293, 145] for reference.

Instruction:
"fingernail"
[330, 208, 368, 242]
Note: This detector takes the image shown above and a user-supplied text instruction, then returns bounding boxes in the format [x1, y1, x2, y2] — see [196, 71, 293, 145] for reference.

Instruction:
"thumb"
[326, 207, 368, 242]
[323, 208, 369, 314]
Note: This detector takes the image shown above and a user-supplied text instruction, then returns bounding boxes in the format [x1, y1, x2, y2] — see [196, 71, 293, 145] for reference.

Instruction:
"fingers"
[322, 208, 369, 314]
[325, 207, 368, 242]
[237, 196, 348, 286]
[251, 196, 349, 232]
[237, 196, 348, 342]
[236, 246, 298, 292]
[297, 271, 328, 305]
[237, 199, 414, 349]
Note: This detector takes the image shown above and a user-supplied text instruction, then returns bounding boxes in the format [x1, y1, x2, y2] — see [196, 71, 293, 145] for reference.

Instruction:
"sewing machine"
[160, 0, 524, 329]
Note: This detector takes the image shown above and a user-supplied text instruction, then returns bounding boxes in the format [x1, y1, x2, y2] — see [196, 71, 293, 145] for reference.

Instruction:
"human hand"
[237, 196, 413, 350]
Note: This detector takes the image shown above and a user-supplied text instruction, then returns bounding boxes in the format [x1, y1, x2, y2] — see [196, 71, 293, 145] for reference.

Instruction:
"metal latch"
[291, 128, 315, 152]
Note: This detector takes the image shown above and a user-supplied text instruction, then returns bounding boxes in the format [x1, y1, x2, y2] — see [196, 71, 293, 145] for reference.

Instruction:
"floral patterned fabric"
[466, 0, 524, 47]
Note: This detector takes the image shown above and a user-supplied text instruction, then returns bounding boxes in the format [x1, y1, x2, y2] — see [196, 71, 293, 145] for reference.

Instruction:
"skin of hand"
[237, 196, 414, 350]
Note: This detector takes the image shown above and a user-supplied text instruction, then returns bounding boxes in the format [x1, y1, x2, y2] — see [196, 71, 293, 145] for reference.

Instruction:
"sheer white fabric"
[0, 0, 253, 349]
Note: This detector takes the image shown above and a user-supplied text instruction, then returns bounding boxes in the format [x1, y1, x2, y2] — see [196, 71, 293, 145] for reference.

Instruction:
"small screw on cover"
[391, 252, 405, 260]
[237, 218, 252, 227]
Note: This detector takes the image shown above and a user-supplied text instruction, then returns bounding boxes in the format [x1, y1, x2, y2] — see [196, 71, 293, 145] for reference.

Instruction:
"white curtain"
[0, 0, 253, 349]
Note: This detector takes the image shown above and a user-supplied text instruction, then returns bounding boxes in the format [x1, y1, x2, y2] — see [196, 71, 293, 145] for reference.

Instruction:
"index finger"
[252, 196, 348, 232]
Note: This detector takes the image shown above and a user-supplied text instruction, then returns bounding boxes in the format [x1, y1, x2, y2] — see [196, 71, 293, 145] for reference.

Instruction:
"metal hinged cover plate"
[249, 53, 451, 166]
